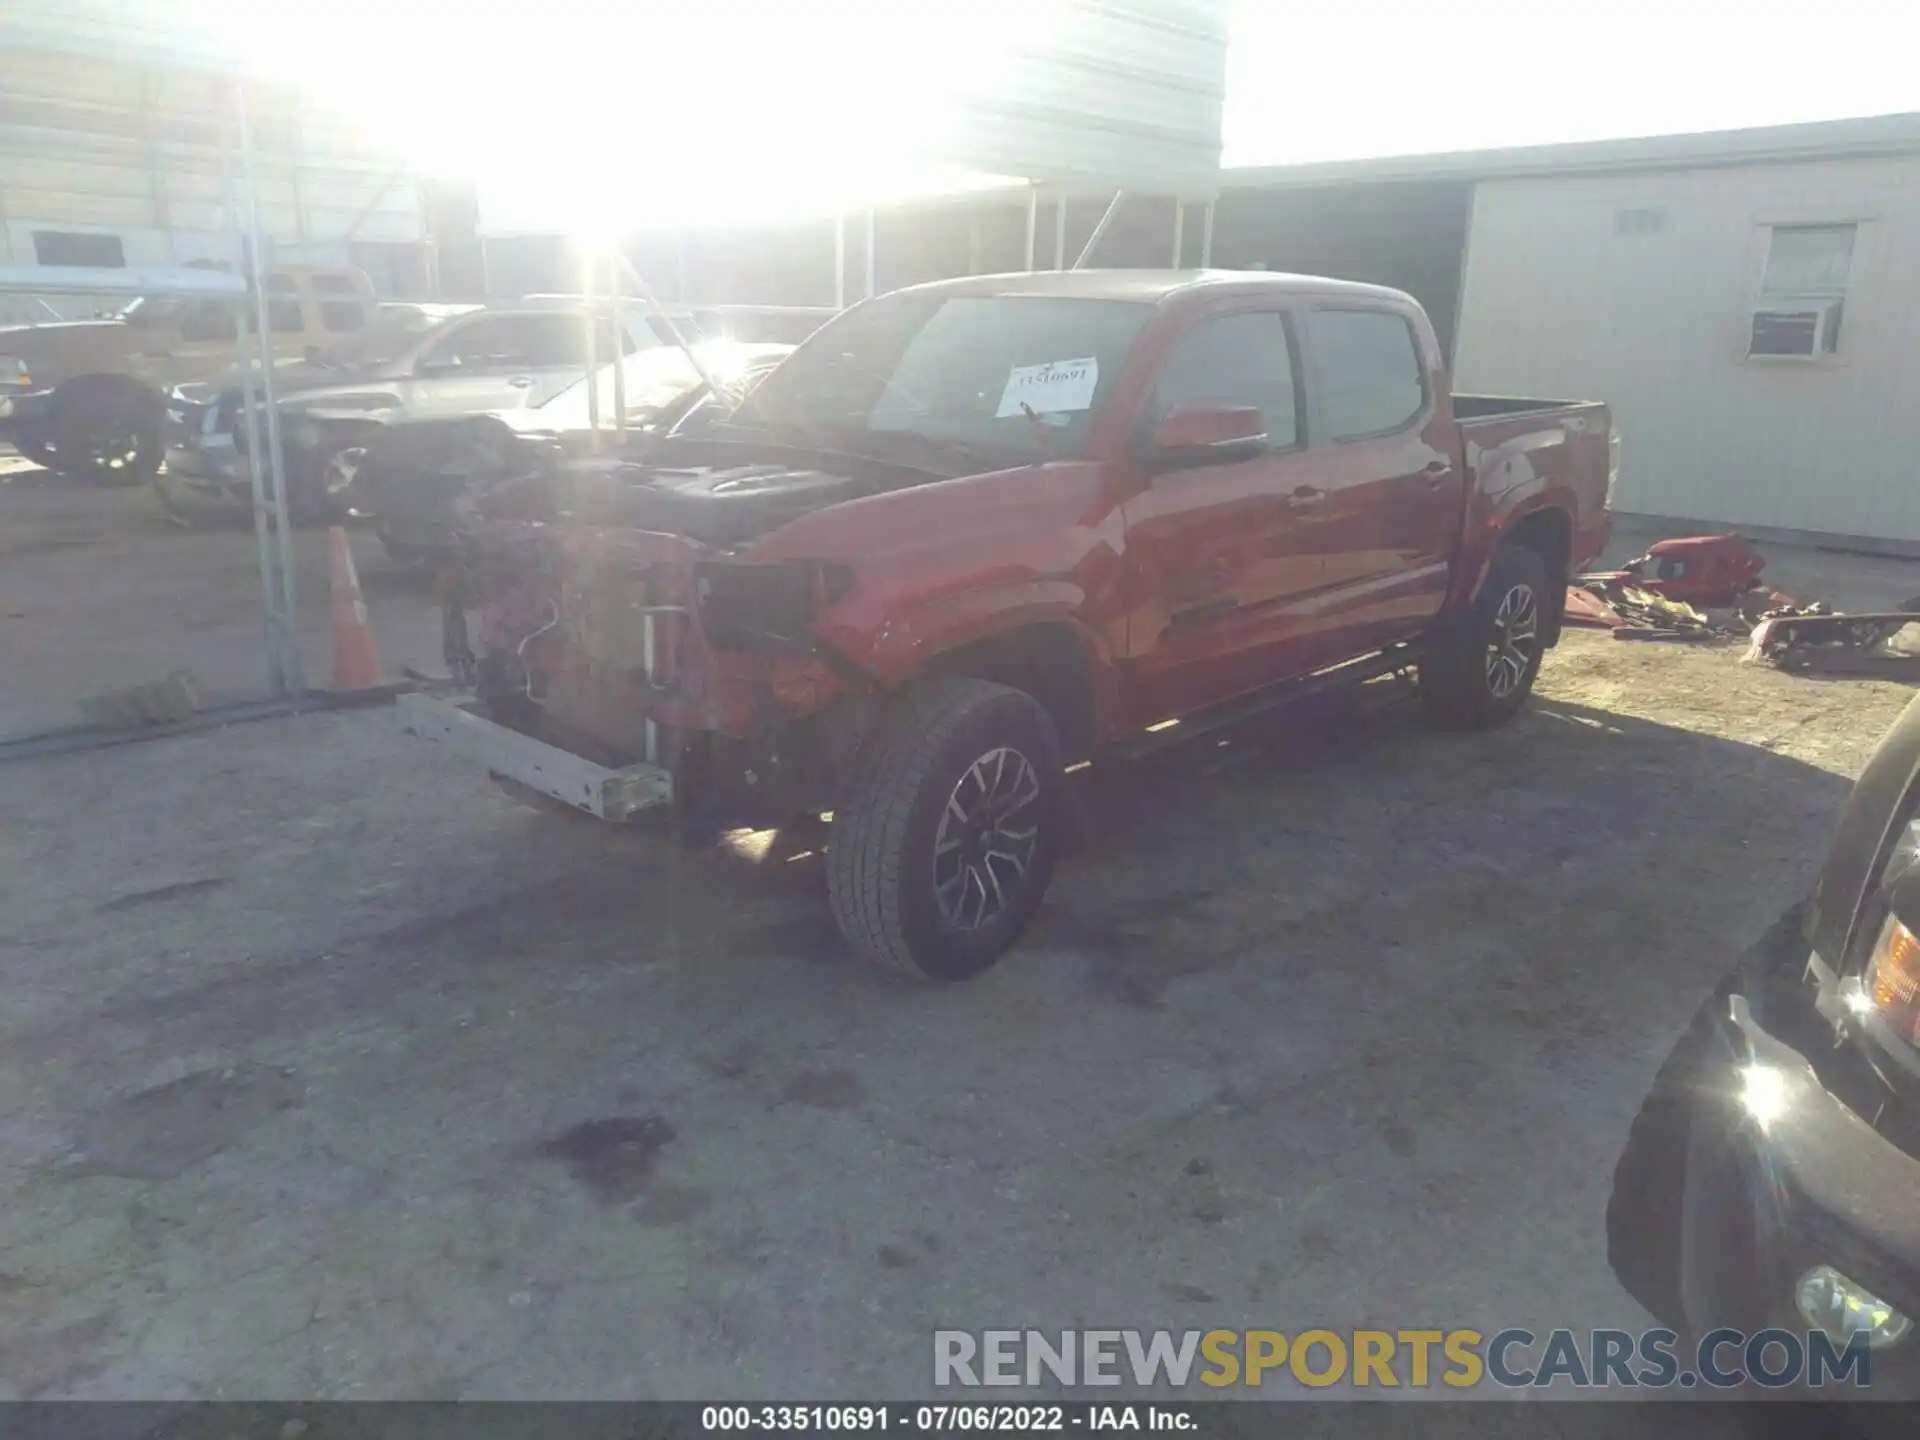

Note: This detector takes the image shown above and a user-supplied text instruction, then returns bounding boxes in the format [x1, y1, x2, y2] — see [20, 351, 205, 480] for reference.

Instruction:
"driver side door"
[1118, 307, 1330, 726]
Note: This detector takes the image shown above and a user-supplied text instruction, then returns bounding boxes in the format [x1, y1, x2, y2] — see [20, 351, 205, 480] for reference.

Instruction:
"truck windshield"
[727, 294, 1151, 464]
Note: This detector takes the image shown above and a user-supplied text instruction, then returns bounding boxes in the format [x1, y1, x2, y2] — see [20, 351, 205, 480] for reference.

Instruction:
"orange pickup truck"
[402, 270, 1614, 981]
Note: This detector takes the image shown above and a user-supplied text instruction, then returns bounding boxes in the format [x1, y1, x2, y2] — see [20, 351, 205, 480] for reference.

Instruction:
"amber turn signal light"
[1868, 914, 1920, 1042]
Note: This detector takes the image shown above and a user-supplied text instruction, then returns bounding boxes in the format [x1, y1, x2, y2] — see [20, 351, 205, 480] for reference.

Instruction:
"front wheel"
[290, 443, 367, 523]
[828, 677, 1062, 981]
[1419, 544, 1551, 728]
[53, 392, 162, 487]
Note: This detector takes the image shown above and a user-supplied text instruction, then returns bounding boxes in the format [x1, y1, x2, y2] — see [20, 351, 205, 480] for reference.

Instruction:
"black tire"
[291, 443, 365, 524]
[12, 428, 58, 470]
[828, 677, 1062, 981]
[1419, 543, 1551, 728]
[50, 384, 163, 487]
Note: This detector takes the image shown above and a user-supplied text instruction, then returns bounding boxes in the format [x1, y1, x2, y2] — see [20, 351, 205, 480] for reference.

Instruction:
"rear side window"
[309, 272, 358, 295]
[1308, 309, 1426, 439]
[267, 300, 305, 333]
[179, 300, 237, 342]
[1152, 311, 1300, 447]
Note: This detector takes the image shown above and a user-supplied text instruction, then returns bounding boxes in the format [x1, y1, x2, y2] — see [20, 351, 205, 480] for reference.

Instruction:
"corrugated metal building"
[0, 23, 430, 318]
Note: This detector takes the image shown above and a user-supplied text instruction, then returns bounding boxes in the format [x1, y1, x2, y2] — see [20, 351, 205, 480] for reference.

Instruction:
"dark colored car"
[348, 340, 791, 562]
[1610, 689, 1920, 1404]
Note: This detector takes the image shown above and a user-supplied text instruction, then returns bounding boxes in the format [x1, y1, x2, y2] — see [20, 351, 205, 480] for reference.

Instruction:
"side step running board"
[1108, 643, 1420, 763]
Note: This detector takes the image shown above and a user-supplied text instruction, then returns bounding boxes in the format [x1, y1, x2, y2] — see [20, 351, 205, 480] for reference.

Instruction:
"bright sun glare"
[213, 0, 1916, 232]
[218, 0, 1068, 232]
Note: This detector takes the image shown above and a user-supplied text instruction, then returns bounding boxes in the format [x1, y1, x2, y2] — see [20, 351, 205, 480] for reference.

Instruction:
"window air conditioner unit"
[1747, 298, 1842, 360]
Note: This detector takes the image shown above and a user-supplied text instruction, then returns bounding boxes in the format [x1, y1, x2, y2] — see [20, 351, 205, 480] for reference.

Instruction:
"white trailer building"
[1447, 114, 1920, 550]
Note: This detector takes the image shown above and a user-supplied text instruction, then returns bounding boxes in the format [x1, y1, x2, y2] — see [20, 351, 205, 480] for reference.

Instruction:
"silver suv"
[163, 300, 688, 518]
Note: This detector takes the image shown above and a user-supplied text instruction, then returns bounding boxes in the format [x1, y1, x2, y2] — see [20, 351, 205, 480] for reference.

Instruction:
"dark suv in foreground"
[1611, 691, 1920, 1411]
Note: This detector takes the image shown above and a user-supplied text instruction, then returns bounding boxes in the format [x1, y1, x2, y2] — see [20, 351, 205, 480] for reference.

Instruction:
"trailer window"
[1309, 309, 1427, 440]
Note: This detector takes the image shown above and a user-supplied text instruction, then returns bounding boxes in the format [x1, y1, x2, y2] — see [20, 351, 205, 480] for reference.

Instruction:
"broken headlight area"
[695, 560, 854, 649]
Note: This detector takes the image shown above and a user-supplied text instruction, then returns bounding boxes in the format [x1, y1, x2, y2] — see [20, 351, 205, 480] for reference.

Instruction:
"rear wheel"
[1419, 543, 1550, 728]
[51, 387, 162, 487]
[828, 677, 1061, 981]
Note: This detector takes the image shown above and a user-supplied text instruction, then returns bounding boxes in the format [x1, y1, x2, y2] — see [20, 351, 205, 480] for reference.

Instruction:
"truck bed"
[1452, 394, 1598, 421]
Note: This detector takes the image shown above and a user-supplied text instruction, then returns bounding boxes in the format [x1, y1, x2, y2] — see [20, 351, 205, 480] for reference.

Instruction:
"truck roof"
[884, 268, 1416, 308]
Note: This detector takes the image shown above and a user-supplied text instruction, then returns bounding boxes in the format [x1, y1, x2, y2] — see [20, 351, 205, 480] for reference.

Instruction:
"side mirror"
[1149, 404, 1267, 467]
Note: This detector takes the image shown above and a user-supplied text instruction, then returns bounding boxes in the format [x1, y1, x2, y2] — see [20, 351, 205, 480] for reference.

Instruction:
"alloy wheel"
[932, 746, 1043, 931]
[1485, 582, 1539, 699]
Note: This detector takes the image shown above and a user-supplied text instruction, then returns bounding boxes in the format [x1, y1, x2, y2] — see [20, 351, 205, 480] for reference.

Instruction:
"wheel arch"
[919, 619, 1108, 762]
[1482, 504, 1573, 646]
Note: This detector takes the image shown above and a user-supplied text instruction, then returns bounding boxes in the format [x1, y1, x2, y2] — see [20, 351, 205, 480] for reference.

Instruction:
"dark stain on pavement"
[73, 1064, 303, 1180]
[781, 1069, 866, 1110]
[1164, 1282, 1217, 1304]
[632, 1182, 712, 1227]
[98, 876, 227, 912]
[1378, 1119, 1418, 1158]
[539, 1116, 676, 1203]
[0, 1312, 117, 1398]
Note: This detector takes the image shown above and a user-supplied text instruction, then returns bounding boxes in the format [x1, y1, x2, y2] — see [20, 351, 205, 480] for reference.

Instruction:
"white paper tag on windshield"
[996, 357, 1099, 418]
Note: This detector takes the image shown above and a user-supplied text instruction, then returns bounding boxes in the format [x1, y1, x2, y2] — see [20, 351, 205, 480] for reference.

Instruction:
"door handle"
[1287, 485, 1325, 506]
[1422, 460, 1451, 485]
[506, 375, 535, 388]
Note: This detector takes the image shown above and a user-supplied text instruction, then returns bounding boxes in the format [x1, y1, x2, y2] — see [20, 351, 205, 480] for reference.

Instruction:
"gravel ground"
[0, 620, 1913, 1403]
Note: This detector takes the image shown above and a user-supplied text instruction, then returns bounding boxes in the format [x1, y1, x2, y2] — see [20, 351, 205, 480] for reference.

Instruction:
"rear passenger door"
[1298, 306, 1462, 661]
[1119, 308, 1329, 724]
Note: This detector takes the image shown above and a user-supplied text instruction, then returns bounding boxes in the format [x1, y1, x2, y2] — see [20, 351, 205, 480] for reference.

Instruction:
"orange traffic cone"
[327, 526, 385, 690]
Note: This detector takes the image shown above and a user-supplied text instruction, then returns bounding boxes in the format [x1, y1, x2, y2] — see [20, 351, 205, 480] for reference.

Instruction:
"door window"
[417, 314, 598, 372]
[1151, 311, 1300, 448]
[1308, 309, 1427, 440]
[178, 300, 237, 342]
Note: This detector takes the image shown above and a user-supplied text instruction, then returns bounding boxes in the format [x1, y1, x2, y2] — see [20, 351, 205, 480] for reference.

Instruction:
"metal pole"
[863, 206, 875, 298]
[834, 212, 845, 309]
[1024, 184, 1038, 271]
[616, 255, 730, 407]
[1053, 196, 1068, 269]
[1200, 199, 1216, 268]
[1072, 191, 1126, 269]
[226, 104, 284, 699]
[1171, 201, 1185, 268]
[581, 243, 600, 447]
[609, 240, 627, 441]
[236, 78, 303, 695]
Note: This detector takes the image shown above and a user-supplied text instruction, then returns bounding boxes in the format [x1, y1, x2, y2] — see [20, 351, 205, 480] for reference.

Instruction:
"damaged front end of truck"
[404, 459, 885, 829]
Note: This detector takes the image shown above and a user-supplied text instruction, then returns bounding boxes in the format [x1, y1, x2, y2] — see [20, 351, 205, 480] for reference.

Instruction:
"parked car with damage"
[162, 300, 683, 521]
[0, 263, 380, 486]
[401, 269, 1615, 981]
[348, 339, 792, 563]
[1610, 690, 1920, 1405]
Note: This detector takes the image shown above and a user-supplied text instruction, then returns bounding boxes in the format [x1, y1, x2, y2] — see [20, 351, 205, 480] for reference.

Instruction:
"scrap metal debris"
[1566, 532, 1920, 679]
[1746, 601, 1920, 676]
